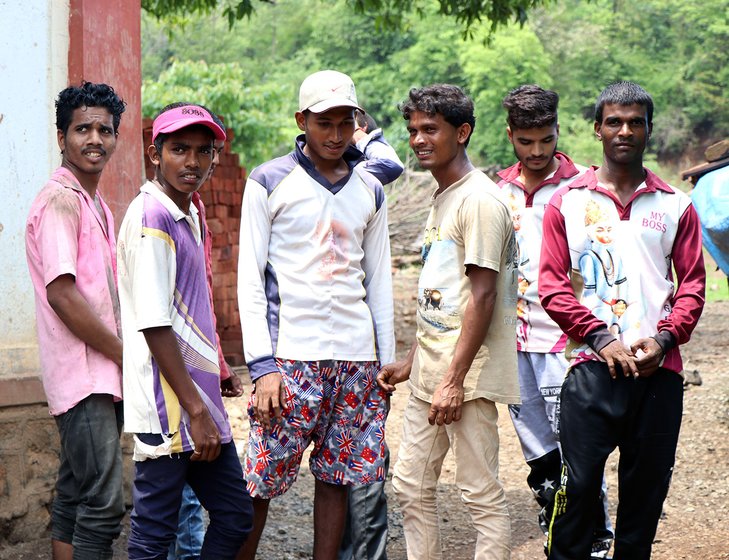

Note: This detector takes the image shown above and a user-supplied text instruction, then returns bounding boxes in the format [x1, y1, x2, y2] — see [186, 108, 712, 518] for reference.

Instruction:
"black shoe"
[590, 537, 612, 559]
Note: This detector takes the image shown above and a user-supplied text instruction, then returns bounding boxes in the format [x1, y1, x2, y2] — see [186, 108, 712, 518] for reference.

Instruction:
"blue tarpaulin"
[691, 165, 729, 276]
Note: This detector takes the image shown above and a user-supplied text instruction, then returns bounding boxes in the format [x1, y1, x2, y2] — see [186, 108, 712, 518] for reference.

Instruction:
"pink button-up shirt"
[25, 167, 122, 415]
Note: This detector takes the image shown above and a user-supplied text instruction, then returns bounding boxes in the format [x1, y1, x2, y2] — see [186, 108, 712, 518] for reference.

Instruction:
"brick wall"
[142, 119, 247, 366]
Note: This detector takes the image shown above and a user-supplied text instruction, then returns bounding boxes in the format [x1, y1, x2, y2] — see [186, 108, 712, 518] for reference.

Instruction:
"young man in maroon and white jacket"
[497, 84, 613, 559]
[539, 81, 705, 560]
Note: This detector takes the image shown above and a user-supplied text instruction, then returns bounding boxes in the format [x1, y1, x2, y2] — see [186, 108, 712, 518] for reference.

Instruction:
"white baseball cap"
[299, 70, 361, 113]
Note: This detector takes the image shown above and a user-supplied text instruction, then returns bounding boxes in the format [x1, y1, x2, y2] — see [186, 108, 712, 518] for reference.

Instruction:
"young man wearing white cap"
[117, 104, 253, 559]
[237, 70, 396, 560]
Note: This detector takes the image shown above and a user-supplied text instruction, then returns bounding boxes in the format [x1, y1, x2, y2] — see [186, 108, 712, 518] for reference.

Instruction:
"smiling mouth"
[181, 173, 200, 182]
[83, 150, 105, 160]
[415, 150, 433, 157]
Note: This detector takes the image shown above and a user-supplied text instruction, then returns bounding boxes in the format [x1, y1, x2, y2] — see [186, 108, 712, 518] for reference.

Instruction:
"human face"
[57, 106, 117, 192]
[205, 139, 225, 182]
[595, 103, 651, 165]
[593, 222, 614, 245]
[148, 126, 214, 210]
[296, 106, 356, 164]
[407, 111, 469, 173]
[507, 124, 558, 173]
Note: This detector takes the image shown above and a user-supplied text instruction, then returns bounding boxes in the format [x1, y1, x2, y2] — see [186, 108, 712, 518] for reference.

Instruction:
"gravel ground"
[2, 272, 727, 559]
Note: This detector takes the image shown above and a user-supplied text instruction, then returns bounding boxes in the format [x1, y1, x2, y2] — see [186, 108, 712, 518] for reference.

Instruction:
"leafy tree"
[460, 26, 554, 166]
[142, 60, 298, 166]
[142, 0, 556, 33]
[532, 0, 729, 164]
[141, 0, 729, 177]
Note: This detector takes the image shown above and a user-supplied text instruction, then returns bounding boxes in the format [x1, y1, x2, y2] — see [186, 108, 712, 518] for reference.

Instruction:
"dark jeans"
[548, 363, 683, 560]
[128, 441, 253, 560]
[339, 450, 389, 560]
[52, 394, 125, 560]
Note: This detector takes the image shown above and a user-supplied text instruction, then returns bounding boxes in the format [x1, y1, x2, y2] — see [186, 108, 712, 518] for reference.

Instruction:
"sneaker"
[538, 506, 550, 536]
[590, 537, 612, 559]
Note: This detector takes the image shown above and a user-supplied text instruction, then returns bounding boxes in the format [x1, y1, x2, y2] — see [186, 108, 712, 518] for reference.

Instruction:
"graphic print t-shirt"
[408, 170, 520, 405]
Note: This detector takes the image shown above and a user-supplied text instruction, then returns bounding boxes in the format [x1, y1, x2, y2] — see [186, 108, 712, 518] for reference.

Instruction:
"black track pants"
[547, 362, 683, 560]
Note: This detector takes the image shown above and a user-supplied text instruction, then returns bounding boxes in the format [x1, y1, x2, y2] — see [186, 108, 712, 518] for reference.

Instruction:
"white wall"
[0, 0, 69, 376]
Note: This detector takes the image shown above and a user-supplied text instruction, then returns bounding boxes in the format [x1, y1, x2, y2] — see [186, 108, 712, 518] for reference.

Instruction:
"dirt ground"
[2, 268, 728, 559]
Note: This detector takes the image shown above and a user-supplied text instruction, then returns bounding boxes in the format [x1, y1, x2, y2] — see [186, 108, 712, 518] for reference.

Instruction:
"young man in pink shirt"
[25, 82, 127, 560]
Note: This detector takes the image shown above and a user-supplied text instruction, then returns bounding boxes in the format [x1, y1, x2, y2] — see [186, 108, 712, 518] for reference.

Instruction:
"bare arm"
[221, 369, 243, 397]
[429, 265, 497, 426]
[377, 341, 417, 393]
[143, 326, 221, 461]
[46, 274, 123, 367]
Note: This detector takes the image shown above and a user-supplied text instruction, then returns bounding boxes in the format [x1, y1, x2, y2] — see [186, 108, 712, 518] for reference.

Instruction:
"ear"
[295, 111, 307, 132]
[506, 126, 513, 143]
[147, 144, 161, 166]
[456, 122, 472, 146]
[57, 129, 65, 153]
[594, 120, 602, 140]
[556, 122, 560, 137]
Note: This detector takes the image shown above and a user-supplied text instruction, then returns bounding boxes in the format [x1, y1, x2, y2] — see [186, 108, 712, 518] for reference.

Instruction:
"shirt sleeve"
[237, 178, 277, 381]
[460, 192, 510, 273]
[128, 218, 177, 331]
[361, 196, 396, 365]
[656, 203, 706, 344]
[539, 197, 613, 348]
[37, 187, 81, 285]
[355, 129, 404, 186]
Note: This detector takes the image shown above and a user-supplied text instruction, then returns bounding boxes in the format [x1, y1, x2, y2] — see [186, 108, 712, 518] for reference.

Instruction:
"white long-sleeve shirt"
[238, 137, 396, 381]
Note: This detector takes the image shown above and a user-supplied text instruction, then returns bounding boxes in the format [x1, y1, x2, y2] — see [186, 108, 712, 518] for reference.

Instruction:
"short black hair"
[55, 82, 126, 135]
[198, 104, 226, 136]
[595, 82, 654, 126]
[502, 84, 559, 129]
[355, 110, 378, 132]
[400, 84, 476, 146]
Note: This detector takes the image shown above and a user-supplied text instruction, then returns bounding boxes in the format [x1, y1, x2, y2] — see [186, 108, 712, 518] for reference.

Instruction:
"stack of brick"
[142, 118, 247, 366]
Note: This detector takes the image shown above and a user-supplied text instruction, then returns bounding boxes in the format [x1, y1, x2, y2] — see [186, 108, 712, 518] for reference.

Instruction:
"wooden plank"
[705, 139, 729, 163]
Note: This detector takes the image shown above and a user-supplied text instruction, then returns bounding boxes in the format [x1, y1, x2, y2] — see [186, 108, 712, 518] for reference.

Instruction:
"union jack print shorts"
[244, 359, 389, 499]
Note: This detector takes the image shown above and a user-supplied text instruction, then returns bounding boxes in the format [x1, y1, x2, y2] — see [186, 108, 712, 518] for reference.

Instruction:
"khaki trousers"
[393, 394, 511, 559]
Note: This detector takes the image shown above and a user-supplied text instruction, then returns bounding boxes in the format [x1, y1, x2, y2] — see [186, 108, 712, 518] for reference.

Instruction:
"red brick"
[215, 260, 235, 276]
[199, 189, 213, 206]
[222, 322, 242, 334]
[206, 218, 224, 235]
[212, 235, 228, 248]
[221, 339, 242, 355]
[225, 353, 246, 367]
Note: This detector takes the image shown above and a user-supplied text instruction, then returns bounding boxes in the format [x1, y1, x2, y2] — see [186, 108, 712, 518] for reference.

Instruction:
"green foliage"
[143, 0, 555, 34]
[349, 0, 555, 36]
[460, 26, 554, 165]
[142, 0, 274, 27]
[142, 60, 297, 166]
[532, 0, 729, 162]
[141, 0, 729, 172]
